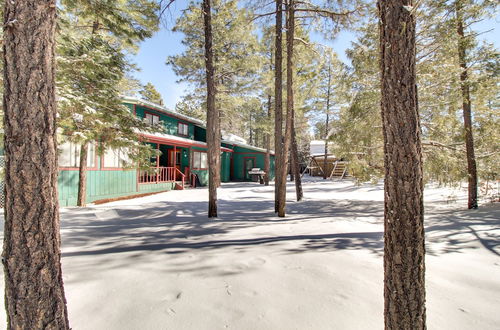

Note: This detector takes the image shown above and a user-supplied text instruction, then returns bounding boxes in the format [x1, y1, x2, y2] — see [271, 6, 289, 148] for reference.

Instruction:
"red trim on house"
[140, 133, 233, 153]
[133, 104, 137, 116]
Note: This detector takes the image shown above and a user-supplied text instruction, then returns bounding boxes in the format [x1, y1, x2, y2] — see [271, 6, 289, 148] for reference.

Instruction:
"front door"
[169, 149, 182, 180]
[244, 157, 255, 180]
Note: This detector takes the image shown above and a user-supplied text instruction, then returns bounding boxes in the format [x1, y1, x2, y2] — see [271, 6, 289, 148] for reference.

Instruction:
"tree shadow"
[60, 198, 386, 261]
[424, 203, 500, 256]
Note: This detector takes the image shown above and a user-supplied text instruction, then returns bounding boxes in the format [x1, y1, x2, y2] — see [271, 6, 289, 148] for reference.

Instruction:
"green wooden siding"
[58, 169, 139, 206]
[58, 169, 178, 207]
[231, 145, 275, 181]
[139, 182, 175, 193]
[131, 103, 195, 140]
[55, 101, 272, 206]
[194, 126, 206, 142]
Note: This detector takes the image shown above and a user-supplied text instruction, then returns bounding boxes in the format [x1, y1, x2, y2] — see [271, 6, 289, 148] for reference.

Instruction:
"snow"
[0, 178, 499, 329]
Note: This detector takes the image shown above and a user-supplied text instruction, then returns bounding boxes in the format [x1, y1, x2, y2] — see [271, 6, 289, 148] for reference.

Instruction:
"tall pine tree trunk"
[203, 0, 218, 217]
[455, 1, 478, 209]
[291, 111, 303, 201]
[378, 0, 426, 328]
[277, 0, 295, 217]
[274, 0, 283, 213]
[2, 0, 70, 327]
[77, 142, 89, 206]
[265, 94, 272, 186]
[323, 64, 331, 180]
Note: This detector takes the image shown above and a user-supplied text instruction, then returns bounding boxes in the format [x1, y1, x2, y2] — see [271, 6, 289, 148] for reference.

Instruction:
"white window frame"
[58, 140, 96, 168]
[192, 151, 207, 170]
[103, 147, 131, 168]
[178, 122, 189, 136]
[145, 112, 160, 125]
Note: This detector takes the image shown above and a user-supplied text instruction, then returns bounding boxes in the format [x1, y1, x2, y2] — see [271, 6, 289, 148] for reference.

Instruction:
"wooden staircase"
[329, 161, 348, 179]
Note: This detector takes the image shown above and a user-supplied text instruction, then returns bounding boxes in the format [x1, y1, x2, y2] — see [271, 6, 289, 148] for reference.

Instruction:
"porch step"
[174, 182, 185, 190]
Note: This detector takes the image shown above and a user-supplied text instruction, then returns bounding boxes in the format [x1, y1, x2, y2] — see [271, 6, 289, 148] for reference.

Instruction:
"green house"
[57, 97, 275, 206]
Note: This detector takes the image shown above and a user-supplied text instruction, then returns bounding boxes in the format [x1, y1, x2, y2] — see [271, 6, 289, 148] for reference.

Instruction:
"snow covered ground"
[1, 177, 499, 329]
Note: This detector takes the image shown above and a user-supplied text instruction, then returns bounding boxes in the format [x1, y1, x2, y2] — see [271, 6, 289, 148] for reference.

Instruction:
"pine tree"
[140, 82, 164, 105]
[417, 0, 498, 203]
[2, 0, 70, 327]
[378, 0, 426, 328]
[168, 0, 262, 136]
[57, 0, 161, 206]
[203, 0, 220, 218]
[274, 0, 284, 213]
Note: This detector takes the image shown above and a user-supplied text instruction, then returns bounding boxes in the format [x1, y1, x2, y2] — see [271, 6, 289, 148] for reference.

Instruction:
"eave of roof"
[223, 140, 275, 155]
[123, 96, 206, 128]
[140, 132, 233, 153]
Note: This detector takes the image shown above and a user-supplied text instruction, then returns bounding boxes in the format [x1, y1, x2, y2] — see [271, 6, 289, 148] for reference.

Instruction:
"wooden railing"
[139, 166, 185, 187]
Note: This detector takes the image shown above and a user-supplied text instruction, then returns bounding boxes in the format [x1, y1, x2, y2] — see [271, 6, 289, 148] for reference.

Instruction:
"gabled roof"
[223, 140, 275, 155]
[140, 131, 233, 153]
[123, 96, 206, 127]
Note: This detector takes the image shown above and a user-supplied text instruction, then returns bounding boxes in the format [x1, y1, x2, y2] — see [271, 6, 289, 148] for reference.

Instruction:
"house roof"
[126, 97, 274, 155]
[123, 96, 206, 127]
[223, 140, 275, 155]
[140, 131, 234, 153]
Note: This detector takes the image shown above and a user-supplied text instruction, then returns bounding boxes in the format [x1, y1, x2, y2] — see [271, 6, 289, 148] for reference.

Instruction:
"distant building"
[307, 140, 347, 178]
[309, 140, 334, 156]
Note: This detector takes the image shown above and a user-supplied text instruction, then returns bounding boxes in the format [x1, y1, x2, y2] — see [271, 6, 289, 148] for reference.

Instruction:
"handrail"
[139, 166, 179, 184]
[174, 167, 186, 188]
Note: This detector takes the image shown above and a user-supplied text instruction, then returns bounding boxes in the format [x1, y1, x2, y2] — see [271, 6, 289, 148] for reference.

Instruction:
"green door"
[244, 157, 255, 180]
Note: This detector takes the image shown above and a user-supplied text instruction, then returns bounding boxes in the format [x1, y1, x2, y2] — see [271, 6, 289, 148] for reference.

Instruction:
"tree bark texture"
[276, 0, 295, 217]
[274, 0, 283, 213]
[323, 64, 331, 180]
[203, 0, 218, 217]
[290, 111, 303, 201]
[77, 142, 88, 207]
[264, 94, 272, 186]
[2, 0, 70, 328]
[378, 0, 426, 328]
[455, 1, 478, 209]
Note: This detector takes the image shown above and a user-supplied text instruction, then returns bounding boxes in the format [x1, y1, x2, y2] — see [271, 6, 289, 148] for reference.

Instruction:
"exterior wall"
[194, 126, 206, 142]
[58, 162, 175, 207]
[58, 169, 138, 206]
[230, 145, 275, 181]
[130, 103, 196, 140]
[54, 101, 269, 206]
[189, 149, 232, 186]
[221, 151, 231, 182]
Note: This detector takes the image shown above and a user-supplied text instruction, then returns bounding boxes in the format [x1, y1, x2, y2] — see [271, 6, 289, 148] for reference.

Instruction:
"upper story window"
[178, 122, 189, 136]
[59, 141, 96, 168]
[145, 112, 160, 125]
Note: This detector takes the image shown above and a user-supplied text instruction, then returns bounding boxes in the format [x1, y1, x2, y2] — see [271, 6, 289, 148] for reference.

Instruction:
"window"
[178, 122, 189, 136]
[59, 141, 95, 168]
[103, 147, 131, 168]
[192, 151, 207, 169]
[145, 112, 160, 125]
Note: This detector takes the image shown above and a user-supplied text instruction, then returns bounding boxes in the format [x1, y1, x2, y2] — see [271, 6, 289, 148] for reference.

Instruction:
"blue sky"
[131, 1, 499, 109]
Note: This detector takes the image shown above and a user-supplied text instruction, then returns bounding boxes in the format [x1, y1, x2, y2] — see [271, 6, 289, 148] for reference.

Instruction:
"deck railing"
[139, 166, 185, 187]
